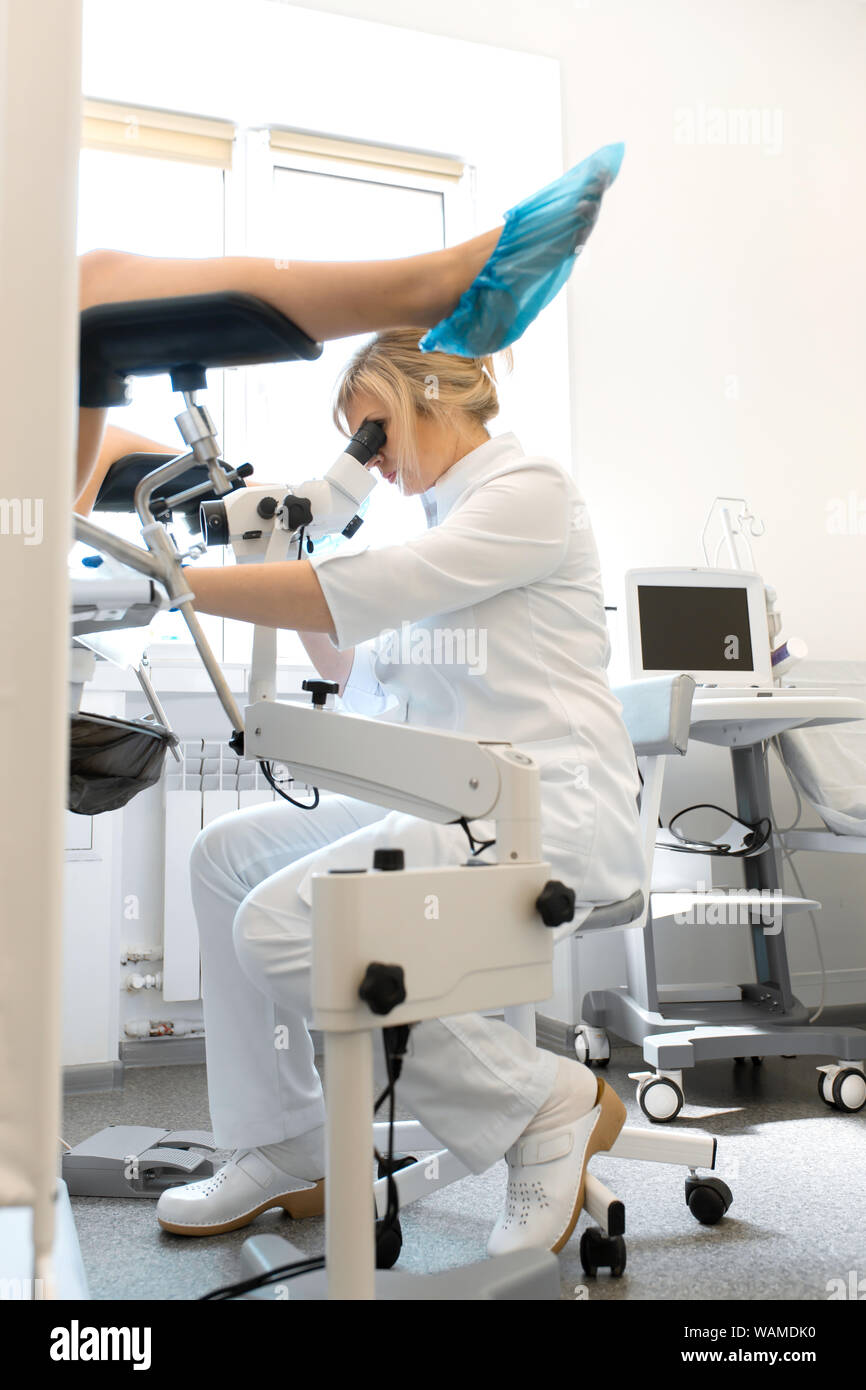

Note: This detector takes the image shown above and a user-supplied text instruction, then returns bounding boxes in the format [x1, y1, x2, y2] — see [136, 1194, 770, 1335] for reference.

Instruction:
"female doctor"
[153, 328, 645, 1257]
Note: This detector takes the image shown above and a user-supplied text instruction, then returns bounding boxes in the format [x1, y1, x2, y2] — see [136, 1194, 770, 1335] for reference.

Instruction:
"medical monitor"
[625, 568, 772, 686]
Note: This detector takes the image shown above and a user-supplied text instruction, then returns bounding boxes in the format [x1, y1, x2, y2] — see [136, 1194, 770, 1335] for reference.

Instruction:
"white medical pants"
[191, 793, 559, 1174]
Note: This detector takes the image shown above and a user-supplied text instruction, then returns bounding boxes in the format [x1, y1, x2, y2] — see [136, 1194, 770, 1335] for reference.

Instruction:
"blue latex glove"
[419, 142, 625, 357]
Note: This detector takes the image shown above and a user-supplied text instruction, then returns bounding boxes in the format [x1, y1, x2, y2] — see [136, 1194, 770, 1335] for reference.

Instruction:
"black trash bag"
[69, 711, 178, 815]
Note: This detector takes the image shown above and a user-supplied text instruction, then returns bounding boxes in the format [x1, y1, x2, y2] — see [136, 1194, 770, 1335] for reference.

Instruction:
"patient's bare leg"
[78, 234, 500, 343]
[76, 407, 108, 498]
[75, 232, 499, 492]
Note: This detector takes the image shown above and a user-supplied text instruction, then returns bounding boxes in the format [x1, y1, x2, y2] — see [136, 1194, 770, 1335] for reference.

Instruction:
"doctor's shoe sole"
[157, 1179, 325, 1237]
[551, 1079, 626, 1255]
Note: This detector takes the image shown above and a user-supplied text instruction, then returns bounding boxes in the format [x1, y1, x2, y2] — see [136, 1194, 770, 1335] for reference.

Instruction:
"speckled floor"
[62, 1036, 866, 1302]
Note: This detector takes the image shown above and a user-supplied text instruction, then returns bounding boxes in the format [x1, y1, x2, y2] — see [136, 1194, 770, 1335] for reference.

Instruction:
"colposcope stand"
[240, 701, 565, 1299]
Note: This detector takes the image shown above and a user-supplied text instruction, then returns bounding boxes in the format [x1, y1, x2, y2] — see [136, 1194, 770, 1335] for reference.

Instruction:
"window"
[77, 102, 470, 667]
[78, 101, 232, 655]
[78, 101, 232, 447]
[223, 130, 469, 665]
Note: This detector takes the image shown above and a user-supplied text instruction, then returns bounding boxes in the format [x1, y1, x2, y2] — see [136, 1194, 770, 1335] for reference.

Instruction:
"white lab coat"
[193, 432, 643, 1172]
[313, 430, 644, 904]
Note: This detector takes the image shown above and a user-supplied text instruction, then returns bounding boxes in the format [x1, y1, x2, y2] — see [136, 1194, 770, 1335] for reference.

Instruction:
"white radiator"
[162, 742, 295, 1002]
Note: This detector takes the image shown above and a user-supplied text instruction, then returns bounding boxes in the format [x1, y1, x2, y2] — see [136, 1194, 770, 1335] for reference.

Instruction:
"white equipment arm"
[245, 699, 544, 865]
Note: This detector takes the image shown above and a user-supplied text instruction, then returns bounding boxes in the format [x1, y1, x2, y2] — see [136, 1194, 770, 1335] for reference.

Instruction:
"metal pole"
[324, 1031, 376, 1299]
[731, 742, 795, 1012]
[74, 514, 164, 579]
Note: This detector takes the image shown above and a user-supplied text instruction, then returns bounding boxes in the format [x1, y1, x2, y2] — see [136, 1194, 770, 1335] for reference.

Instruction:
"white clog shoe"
[156, 1148, 324, 1236]
[487, 1078, 626, 1256]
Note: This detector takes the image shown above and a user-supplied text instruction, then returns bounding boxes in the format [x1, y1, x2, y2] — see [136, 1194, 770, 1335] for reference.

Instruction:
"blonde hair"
[332, 328, 513, 488]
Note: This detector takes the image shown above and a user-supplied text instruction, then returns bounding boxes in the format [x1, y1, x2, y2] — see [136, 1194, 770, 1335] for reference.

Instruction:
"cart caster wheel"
[573, 1027, 611, 1068]
[832, 1068, 866, 1113]
[637, 1076, 684, 1123]
[579, 1226, 627, 1278]
[685, 1176, 732, 1226]
[733, 1057, 746, 1065]
[750, 1057, 763, 1066]
[376, 1153, 418, 1179]
[818, 1073, 837, 1108]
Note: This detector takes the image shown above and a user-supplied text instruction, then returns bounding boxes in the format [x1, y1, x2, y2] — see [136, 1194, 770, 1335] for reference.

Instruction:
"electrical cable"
[769, 736, 804, 834]
[776, 836, 826, 1023]
[200, 1255, 326, 1300]
[456, 816, 496, 857]
[372, 1025, 411, 1253]
[261, 760, 319, 810]
[665, 802, 772, 857]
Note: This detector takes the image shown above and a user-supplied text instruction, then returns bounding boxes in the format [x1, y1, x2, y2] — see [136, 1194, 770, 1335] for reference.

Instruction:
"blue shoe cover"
[419, 142, 624, 357]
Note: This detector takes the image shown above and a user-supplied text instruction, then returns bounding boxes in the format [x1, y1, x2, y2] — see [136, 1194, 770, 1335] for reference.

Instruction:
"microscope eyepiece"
[345, 420, 386, 466]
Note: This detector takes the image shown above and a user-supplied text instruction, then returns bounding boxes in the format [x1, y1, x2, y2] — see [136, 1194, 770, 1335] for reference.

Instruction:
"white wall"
[277, 0, 866, 659]
[259, 0, 866, 1008]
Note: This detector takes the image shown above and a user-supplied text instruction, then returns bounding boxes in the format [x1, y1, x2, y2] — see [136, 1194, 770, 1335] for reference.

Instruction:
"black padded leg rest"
[94, 453, 226, 522]
[80, 291, 323, 407]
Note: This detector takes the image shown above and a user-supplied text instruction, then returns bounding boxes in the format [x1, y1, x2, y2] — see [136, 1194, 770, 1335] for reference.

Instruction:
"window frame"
[80, 106, 473, 673]
[226, 129, 474, 671]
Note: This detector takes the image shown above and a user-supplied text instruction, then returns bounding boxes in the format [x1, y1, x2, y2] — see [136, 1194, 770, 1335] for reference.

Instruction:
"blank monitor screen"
[637, 584, 755, 672]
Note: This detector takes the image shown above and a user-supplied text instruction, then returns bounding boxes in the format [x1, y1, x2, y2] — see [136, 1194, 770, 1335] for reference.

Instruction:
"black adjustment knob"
[169, 363, 208, 395]
[256, 495, 279, 519]
[301, 679, 339, 707]
[283, 495, 314, 531]
[536, 880, 576, 928]
[358, 962, 407, 1016]
[373, 848, 404, 872]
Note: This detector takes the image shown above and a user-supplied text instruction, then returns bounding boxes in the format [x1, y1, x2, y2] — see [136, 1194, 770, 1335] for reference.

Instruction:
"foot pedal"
[62, 1124, 217, 1198]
